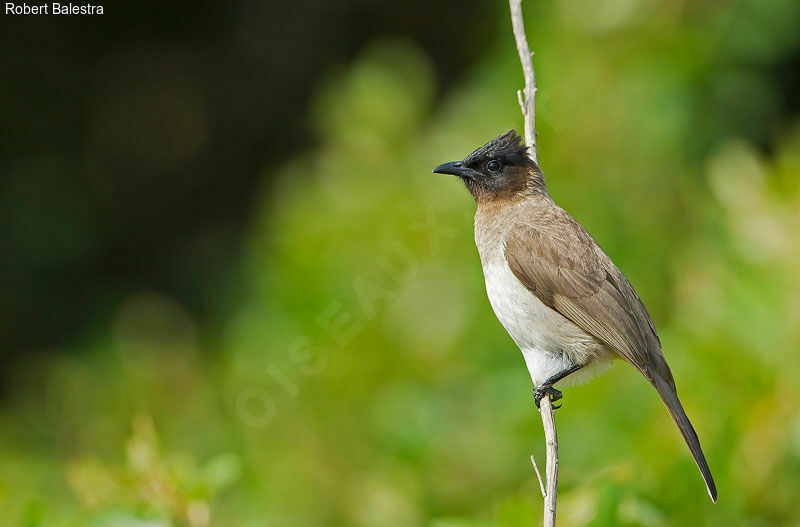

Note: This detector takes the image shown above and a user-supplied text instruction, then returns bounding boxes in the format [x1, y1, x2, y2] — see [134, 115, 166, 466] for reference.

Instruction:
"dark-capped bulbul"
[432, 130, 717, 502]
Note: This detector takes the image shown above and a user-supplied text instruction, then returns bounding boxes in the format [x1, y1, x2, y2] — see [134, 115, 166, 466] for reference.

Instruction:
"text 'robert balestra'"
[5, 3, 104, 15]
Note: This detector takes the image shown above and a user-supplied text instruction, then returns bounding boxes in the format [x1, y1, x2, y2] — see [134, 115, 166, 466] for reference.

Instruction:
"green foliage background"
[2, 0, 800, 525]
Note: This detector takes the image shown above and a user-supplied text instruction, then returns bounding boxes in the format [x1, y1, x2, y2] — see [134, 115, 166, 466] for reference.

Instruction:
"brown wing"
[504, 217, 661, 380]
[505, 214, 718, 501]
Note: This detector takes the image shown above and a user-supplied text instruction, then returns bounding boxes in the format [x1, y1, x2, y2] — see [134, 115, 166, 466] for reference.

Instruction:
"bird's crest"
[464, 130, 534, 168]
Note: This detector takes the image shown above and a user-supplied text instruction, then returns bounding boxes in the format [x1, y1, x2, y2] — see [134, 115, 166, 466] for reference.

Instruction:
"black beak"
[432, 161, 471, 178]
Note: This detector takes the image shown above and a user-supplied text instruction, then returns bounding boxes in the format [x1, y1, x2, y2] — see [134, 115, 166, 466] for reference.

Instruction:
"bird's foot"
[533, 385, 563, 409]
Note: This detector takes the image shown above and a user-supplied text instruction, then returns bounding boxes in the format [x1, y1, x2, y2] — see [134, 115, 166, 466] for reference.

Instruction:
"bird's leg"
[533, 385, 563, 409]
[533, 363, 583, 409]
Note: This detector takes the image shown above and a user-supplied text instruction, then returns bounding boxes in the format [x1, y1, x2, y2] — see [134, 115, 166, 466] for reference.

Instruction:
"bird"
[432, 130, 717, 502]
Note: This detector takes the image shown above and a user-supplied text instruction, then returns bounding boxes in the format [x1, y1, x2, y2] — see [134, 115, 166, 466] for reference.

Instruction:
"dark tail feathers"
[653, 374, 718, 503]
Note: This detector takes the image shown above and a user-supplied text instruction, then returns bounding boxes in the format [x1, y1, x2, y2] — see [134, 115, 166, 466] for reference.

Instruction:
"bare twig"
[529, 454, 546, 498]
[510, 1, 558, 525]
[538, 396, 558, 527]
[509, 0, 538, 164]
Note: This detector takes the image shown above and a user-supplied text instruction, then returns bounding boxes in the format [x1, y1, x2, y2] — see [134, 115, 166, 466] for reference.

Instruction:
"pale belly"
[482, 258, 614, 387]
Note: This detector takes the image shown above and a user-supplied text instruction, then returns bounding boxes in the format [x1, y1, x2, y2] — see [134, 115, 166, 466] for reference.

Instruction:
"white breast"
[481, 257, 573, 384]
[479, 241, 613, 388]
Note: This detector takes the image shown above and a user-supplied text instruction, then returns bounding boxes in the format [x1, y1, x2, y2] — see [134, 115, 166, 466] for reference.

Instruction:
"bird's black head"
[432, 130, 543, 202]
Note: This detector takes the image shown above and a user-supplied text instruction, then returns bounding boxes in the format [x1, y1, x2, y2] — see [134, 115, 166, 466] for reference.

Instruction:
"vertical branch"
[509, 0, 538, 165]
[510, 1, 557, 526]
[538, 397, 558, 527]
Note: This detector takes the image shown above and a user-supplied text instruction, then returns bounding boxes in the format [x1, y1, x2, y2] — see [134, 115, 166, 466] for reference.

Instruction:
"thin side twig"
[510, 1, 558, 526]
[529, 454, 546, 498]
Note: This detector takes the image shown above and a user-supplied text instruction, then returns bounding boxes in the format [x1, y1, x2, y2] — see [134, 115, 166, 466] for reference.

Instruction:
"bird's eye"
[487, 160, 502, 172]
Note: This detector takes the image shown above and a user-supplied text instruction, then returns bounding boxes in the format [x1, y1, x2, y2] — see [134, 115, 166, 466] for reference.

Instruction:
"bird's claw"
[533, 385, 563, 409]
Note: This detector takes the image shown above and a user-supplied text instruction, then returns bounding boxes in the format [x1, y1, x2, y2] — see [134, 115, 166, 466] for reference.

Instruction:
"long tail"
[652, 373, 718, 503]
